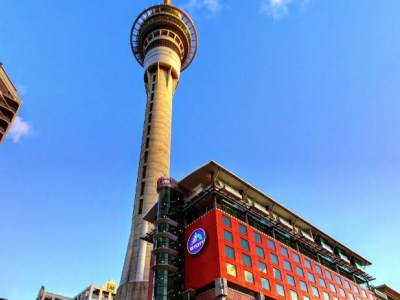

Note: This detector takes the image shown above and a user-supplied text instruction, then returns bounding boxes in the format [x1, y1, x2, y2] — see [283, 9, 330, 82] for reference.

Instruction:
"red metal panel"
[185, 210, 222, 289]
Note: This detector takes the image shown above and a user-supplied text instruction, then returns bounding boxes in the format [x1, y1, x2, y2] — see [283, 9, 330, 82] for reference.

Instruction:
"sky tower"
[117, 1, 198, 300]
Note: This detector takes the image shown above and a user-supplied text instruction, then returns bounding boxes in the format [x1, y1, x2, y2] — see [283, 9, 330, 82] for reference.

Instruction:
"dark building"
[142, 161, 391, 300]
[0, 62, 22, 144]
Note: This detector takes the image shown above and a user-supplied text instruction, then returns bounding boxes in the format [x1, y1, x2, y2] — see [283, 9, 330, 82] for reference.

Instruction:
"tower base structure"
[116, 281, 148, 300]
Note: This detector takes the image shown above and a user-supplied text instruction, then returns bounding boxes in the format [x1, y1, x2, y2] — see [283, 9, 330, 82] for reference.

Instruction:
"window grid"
[216, 211, 367, 300]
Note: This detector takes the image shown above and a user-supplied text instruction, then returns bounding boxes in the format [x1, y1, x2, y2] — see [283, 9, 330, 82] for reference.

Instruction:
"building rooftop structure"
[0, 62, 22, 144]
[36, 287, 72, 300]
[36, 280, 117, 300]
[374, 285, 400, 300]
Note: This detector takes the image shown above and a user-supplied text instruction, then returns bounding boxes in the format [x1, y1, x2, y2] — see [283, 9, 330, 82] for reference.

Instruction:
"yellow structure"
[74, 280, 118, 300]
[0, 62, 22, 144]
[117, 1, 198, 300]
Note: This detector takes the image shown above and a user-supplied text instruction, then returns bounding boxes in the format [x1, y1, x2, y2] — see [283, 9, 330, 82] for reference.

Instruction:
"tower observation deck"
[117, 1, 197, 300]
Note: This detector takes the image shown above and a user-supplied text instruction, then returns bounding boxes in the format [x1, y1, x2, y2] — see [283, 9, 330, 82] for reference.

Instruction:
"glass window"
[349, 293, 355, 300]
[300, 281, 308, 292]
[225, 245, 235, 259]
[326, 270, 332, 279]
[256, 246, 265, 258]
[333, 297, 339, 300]
[224, 230, 233, 243]
[369, 295, 374, 300]
[261, 278, 270, 290]
[222, 215, 231, 227]
[239, 223, 247, 235]
[308, 272, 315, 282]
[281, 246, 289, 257]
[339, 288, 346, 297]
[268, 239, 276, 250]
[305, 259, 312, 269]
[315, 265, 322, 274]
[244, 270, 254, 283]
[270, 253, 279, 265]
[362, 290, 367, 297]
[296, 266, 304, 277]
[330, 283, 336, 293]
[258, 261, 267, 273]
[335, 275, 342, 285]
[293, 253, 300, 263]
[323, 292, 330, 300]
[254, 231, 262, 243]
[226, 262, 237, 277]
[276, 284, 285, 297]
[242, 253, 252, 266]
[319, 278, 326, 288]
[303, 296, 310, 300]
[312, 286, 320, 297]
[240, 238, 249, 251]
[353, 285, 359, 293]
[290, 290, 299, 300]
[287, 274, 295, 286]
[345, 281, 351, 289]
[273, 268, 282, 280]
[284, 260, 292, 271]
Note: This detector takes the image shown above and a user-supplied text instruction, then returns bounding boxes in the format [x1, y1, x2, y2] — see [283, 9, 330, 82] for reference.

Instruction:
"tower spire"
[164, 0, 171, 5]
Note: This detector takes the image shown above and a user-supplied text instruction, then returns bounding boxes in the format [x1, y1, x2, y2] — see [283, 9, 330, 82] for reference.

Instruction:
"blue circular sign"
[187, 228, 206, 255]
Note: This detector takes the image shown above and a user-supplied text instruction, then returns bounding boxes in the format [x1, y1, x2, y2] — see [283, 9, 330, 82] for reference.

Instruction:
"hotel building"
[142, 161, 390, 300]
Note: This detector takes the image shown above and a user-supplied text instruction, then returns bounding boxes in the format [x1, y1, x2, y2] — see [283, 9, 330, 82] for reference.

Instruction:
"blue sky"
[1, 0, 400, 299]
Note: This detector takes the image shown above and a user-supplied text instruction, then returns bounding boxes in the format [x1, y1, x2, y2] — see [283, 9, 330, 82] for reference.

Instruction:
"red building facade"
[185, 209, 376, 300]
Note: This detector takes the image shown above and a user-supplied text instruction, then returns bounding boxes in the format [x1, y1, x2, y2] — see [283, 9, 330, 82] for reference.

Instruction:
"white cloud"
[260, 0, 309, 20]
[203, 0, 221, 13]
[181, 0, 222, 15]
[16, 84, 27, 96]
[8, 116, 32, 143]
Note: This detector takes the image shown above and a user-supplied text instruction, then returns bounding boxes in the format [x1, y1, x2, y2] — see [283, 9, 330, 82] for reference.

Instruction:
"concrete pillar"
[88, 286, 93, 300]
[215, 278, 228, 300]
[118, 55, 179, 300]
[256, 292, 265, 300]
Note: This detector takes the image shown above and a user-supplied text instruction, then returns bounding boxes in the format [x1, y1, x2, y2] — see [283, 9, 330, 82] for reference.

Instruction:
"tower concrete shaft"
[117, 3, 197, 300]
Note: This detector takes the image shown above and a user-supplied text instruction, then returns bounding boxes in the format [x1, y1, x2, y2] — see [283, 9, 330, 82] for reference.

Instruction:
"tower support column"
[118, 64, 177, 300]
[118, 3, 198, 299]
